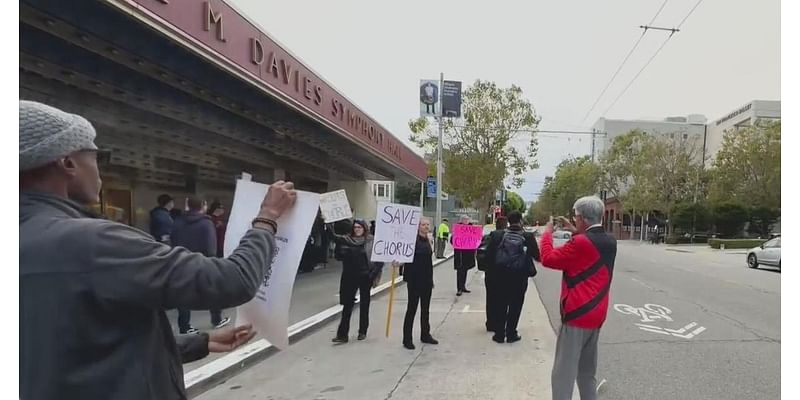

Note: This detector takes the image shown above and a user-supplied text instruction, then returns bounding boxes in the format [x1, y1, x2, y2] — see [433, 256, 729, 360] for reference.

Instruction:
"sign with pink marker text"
[451, 224, 483, 250]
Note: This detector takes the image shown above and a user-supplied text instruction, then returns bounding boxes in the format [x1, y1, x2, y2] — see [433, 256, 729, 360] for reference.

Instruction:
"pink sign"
[451, 224, 483, 250]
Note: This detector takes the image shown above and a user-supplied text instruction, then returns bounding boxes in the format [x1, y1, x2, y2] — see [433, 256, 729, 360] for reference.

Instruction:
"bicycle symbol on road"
[614, 303, 706, 339]
[613, 303, 673, 323]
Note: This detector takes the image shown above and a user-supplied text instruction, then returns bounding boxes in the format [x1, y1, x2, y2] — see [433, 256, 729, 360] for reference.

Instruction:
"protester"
[150, 193, 174, 243]
[451, 215, 477, 296]
[177, 324, 258, 364]
[208, 201, 227, 257]
[402, 217, 439, 350]
[435, 218, 449, 258]
[329, 220, 383, 343]
[172, 197, 230, 333]
[481, 216, 508, 333]
[539, 197, 617, 400]
[485, 211, 539, 343]
[20, 99, 297, 400]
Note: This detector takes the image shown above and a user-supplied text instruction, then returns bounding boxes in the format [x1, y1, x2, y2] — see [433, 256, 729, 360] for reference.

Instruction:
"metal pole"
[435, 72, 444, 229]
[419, 180, 424, 208]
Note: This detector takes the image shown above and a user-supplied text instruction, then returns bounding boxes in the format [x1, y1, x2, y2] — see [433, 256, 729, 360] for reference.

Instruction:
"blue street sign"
[427, 177, 437, 198]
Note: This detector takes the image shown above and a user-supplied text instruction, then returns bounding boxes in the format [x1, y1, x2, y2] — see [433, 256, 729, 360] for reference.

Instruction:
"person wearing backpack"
[478, 216, 507, 333]
[485, 211, 540, 343]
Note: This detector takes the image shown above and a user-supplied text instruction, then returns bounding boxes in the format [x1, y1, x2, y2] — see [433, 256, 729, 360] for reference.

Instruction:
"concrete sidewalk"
[195, 262, 556, 400]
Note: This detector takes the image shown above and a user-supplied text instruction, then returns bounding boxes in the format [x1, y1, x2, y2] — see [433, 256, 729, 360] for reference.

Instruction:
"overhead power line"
[601, 0, 706, 117]
[579, 0, 670, 124]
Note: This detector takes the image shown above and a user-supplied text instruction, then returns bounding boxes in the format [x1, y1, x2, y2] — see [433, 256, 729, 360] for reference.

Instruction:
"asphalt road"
[534, 241, 781, 400]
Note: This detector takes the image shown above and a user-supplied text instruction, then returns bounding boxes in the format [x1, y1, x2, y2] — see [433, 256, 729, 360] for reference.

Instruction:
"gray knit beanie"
[19, 100, 98, 171]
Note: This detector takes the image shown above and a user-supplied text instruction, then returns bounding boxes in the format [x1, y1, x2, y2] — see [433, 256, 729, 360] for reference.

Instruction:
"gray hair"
[459, 215, 470, 223]
[573, 196, 604, 225]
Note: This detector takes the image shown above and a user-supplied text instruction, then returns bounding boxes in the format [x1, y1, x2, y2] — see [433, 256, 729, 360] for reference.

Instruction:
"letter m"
[204, 1, 226, 42]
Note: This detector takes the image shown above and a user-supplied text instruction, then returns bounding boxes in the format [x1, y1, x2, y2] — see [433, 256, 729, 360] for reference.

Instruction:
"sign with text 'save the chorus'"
[451, 224, 483, 250]
[371, 202, 423, 263]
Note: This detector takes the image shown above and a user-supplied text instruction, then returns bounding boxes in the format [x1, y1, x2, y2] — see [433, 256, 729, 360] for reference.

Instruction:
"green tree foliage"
[671, 201, 711, 233]
[709, 121, 780, 209]
[711, 201, 750, 238]
[536, 156, 600, 217]
[409, 80, 540, 209]
[394, 182, 422, 206]
[502, 191, 526, 215]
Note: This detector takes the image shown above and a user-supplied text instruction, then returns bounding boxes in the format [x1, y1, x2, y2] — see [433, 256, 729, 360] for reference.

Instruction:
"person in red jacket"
[539, 196, 616, 400]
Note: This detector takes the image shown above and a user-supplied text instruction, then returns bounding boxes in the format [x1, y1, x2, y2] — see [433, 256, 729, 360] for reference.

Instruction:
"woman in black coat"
[329, 220, 383, 343]
[451, 216, 477, 296]
[402, 217, 440, 349]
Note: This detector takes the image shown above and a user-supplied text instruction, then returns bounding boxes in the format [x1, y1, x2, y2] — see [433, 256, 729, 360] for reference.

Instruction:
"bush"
[708, 238, 766, 249]
[666, 235, 709, 245]
[711, 202, 749, 237]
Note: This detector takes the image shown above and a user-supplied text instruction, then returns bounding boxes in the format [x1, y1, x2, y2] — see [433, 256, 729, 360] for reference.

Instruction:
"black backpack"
[494, 231, 536, 276]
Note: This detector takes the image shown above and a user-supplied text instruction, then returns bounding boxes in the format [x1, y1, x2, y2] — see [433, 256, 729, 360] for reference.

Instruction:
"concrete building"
[591, 114, 708, 162]
[705, 100, 781, 166]
[20, 0, 428, 231]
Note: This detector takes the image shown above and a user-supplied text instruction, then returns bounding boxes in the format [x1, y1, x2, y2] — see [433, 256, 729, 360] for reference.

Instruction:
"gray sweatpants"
[552, 324, 600, 400]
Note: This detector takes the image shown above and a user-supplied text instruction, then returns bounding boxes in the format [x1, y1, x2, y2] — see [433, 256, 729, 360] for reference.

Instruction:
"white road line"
[596, 378, 607, 393]
[462, 305, 470, 313]
[630, 277, 655, 290]
[691, 326, 707, 336]
[637, 327, 671, 335]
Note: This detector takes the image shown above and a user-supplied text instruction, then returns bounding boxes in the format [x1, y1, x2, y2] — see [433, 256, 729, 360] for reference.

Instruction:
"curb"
[185, 253, 455, 398]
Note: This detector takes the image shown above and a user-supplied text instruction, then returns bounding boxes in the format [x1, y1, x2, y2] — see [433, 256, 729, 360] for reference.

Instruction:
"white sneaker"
[214, 317, 231, 329]
[185, 327, 200, 334]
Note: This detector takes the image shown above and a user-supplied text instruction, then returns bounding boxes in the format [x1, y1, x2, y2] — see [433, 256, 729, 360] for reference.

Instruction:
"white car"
[747, 236, 781, 269]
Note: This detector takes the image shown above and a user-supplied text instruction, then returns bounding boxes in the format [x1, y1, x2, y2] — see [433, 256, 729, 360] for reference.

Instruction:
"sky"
[229, 0, 780, 202]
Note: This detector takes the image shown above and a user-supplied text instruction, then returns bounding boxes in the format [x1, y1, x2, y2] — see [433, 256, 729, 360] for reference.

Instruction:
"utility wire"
[579, 0, 670, 124]
[601, 0, 705, 117]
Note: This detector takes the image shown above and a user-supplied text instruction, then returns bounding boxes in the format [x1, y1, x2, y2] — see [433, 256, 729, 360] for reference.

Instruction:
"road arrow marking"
[664, 322, 697, 334]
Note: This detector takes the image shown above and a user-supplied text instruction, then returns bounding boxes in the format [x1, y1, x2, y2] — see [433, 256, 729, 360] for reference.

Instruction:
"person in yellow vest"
[436, 218, 450, 258]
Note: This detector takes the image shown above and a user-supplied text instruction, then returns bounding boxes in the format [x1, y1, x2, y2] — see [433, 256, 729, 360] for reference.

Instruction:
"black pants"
[178, 309, 222, 333]
[494, 271, 528, 338]
[456, 269, 468, 291]
[403, 281, 433, 342]
[485, 270, 499, 330]
[337, 275, 373, 337]
[435, 238, 446, 258]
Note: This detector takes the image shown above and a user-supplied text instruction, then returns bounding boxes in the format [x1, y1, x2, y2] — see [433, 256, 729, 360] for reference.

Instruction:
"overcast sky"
[230, 0, 780, 202]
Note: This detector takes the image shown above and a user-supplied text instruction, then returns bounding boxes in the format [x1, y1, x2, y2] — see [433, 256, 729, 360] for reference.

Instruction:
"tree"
[537, 156, 600, 216]
[637, 134, 705, 234]
[711, 201, 749, 238]
[709, 121, 780, 233]
[409, 80, 540, 209]
[672, 201, 711, 233]
[748, 206, 780, 237]
[394, 182, 422, 206]
[502, 191, 526, 215]
[527, 199, 550, 226]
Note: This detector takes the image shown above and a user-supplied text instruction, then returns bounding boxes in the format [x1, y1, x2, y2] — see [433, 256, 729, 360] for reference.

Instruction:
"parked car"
[747, 236, 781, 269]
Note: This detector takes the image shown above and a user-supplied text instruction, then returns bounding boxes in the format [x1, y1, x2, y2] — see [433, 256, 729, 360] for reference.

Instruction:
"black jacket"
[171, 212, 217, 256]
[20, 192, 276, 400]
[484, 225, 541, 272]
[403, 235, 435, 287]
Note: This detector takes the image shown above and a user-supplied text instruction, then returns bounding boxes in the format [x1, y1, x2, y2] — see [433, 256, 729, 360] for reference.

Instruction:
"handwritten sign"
[371, 202, 422, 263]
[224, 179, 320, 349]
[319, 189, 352, 223]
[451, 224, 483, 250]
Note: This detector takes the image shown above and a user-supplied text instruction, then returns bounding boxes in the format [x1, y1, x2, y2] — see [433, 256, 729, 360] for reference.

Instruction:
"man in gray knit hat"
[19, 100, 298, 400]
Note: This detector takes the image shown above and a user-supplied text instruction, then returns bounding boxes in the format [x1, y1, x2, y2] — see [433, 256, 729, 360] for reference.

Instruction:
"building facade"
[705, 100, 781, 166]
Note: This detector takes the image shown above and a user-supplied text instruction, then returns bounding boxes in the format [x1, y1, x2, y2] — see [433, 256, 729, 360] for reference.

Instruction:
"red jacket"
[540, 226, 617, 329]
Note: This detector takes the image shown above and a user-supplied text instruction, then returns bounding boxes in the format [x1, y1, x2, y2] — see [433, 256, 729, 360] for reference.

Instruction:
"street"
[535, 241, 781, 399]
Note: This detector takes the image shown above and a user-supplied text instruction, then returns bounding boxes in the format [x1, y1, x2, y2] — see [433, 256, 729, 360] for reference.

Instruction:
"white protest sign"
[318, 189, 352, 223]
[224, 179, 320, 349]
[371, 202, 422, 263]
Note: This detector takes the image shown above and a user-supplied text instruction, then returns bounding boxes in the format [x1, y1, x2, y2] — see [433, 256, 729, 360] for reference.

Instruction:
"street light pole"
[435, 72, 444, 230]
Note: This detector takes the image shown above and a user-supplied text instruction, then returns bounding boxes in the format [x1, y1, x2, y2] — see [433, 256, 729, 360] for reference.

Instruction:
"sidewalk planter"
[708, 239, 766, 249]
